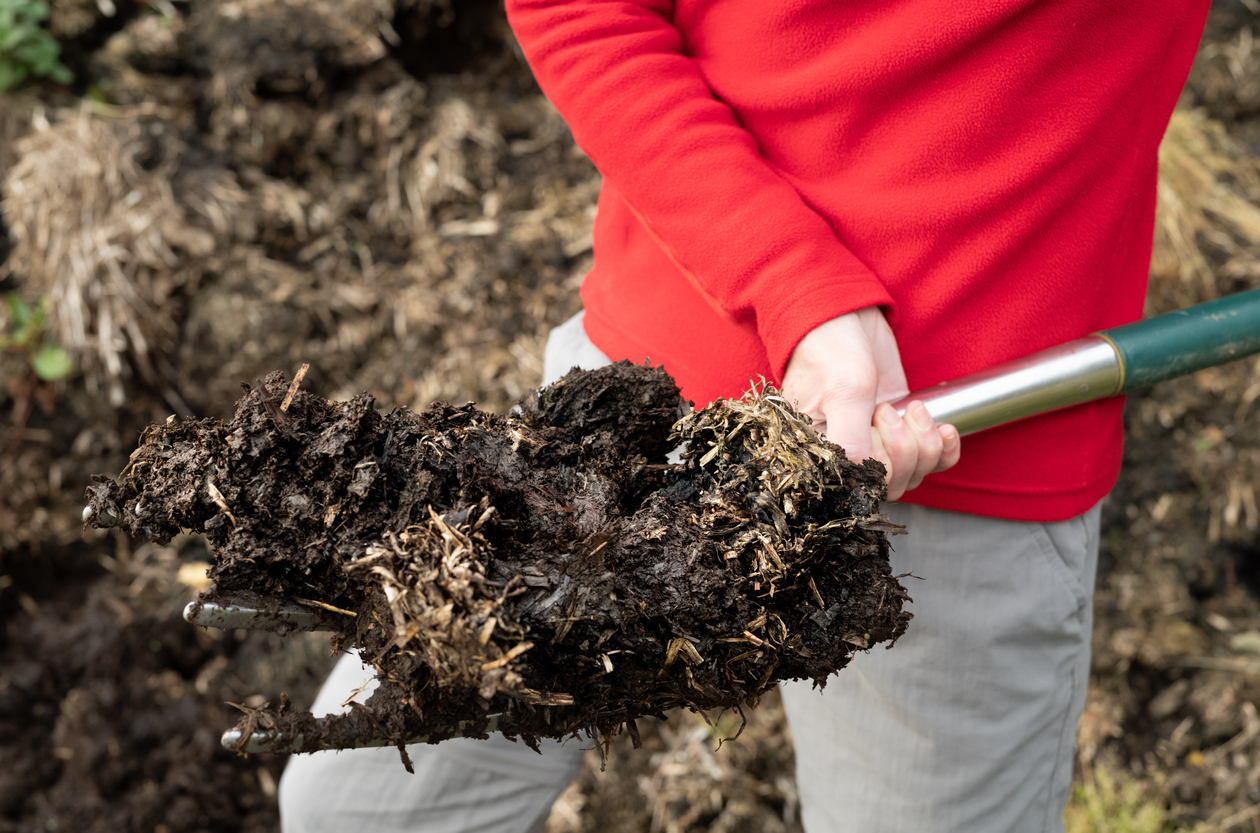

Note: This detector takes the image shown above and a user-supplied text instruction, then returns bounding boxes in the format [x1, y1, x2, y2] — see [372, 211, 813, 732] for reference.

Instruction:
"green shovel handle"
[891, 288, 1260, 436]
[1104, 288, 1260, 392]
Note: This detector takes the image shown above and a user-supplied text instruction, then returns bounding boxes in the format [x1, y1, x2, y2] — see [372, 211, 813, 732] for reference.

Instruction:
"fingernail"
[908, 402, 933, 431]
[941, 425, 959, 448]
[875, 403, 898, 426]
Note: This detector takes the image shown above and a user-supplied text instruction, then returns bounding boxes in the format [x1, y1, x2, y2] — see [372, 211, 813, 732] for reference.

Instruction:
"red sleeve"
[504, 0, 895, 379]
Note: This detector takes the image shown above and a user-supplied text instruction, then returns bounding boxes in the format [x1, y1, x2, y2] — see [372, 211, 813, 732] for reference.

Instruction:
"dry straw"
[1152, 108, 1260, 310]
[3, 108, 252, 405]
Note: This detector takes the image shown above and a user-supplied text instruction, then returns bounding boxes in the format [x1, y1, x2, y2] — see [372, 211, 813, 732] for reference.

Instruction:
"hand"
[782, 308, 961, 500]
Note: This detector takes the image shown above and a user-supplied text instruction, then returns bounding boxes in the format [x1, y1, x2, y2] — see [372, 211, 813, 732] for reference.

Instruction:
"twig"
[281, 363, 310, 412]
[293, 597, 357, 617]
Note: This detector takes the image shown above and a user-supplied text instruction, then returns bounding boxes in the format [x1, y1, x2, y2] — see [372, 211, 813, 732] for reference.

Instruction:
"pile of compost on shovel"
[85, 362, 909, 760]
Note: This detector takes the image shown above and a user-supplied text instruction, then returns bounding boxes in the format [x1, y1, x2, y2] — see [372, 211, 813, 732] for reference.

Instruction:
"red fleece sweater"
[506, 0, 1209, 521]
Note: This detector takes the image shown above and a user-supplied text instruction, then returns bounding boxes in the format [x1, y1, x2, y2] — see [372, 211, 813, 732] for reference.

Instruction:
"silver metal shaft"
[889, 335, 1123, 436]
[222, 713, 504, 753]
[184, 596, 339, 635]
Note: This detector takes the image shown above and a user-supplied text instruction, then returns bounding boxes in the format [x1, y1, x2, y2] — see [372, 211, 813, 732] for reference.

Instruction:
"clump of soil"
[86, 362, 909, 758]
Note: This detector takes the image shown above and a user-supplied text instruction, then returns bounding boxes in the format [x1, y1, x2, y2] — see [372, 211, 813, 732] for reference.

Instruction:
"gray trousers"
[279, 312, 1101, 833]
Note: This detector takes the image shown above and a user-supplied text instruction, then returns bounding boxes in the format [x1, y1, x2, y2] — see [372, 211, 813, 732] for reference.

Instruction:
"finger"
[901, 401, 944, 492]
[935, 424, 961, 472]
[868, 424, 891, 475]
[873, 403, 918, 500]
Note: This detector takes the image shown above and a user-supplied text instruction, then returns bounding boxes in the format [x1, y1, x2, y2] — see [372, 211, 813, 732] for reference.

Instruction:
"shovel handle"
[1106, 288, 1260, 391]
[891, 288, 1260, 436]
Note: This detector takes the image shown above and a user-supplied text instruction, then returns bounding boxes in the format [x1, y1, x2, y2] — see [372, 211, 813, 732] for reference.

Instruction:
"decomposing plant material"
[3, 113, 253, 407]
[1152, 109, 1260, 307]
[85, 362, 910, 760]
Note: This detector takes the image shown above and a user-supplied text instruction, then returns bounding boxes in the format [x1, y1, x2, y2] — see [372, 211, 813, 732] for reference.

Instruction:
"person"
[279, 2, 1211, 830]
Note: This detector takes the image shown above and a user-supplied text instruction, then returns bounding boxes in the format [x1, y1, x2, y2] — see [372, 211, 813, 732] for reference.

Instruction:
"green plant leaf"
[5, 292, 32, 328]
[32, 344, 72, 381]
[2, 292, 51, 346]
[0, 29, 25, 51]
[0, 0, 71, 92]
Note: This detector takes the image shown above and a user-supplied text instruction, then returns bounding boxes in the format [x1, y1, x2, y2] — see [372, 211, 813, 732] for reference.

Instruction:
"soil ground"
[2, 1, 1260, 831]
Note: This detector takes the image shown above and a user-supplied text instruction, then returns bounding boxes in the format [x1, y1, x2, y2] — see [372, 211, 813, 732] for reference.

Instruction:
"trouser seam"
[1041, 632, 1082, 833]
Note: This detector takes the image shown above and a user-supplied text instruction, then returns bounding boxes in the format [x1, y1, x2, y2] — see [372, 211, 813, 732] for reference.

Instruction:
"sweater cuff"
[758, 277, 896, 384]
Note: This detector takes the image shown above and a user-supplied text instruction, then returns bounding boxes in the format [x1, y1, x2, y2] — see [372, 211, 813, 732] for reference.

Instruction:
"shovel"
[888, 287, 1260, 433]
[188, 287, 1260, 753]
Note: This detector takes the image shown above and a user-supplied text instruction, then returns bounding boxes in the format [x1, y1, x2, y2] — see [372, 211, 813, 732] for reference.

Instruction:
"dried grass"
[671, 384, 880, 595]
[1187, 22, 1260, 123]
[4, 0, 595, 418]
[1151, 108, 1260, 311]
[349, 503, 546, 705]
[2, 107, 253, 405]
[0, 93, 38, 180]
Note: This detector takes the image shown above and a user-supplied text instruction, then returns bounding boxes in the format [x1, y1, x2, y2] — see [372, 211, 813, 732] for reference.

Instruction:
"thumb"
[815, 394, 874, 463]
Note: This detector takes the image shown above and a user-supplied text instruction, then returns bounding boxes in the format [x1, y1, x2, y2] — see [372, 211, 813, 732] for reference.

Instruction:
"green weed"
[0, 0, 72, 93]
[1065, 768, 1169, 833]
[1, 293, 72, 381]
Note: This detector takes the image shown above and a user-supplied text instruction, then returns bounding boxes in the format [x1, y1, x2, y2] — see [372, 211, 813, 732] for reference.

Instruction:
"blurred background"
[0, 1, 1259, 831]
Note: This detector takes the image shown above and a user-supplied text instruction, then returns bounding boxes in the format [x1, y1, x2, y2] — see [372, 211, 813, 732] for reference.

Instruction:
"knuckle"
[890, 424, 918, 458]
[822, 368, 879, 402]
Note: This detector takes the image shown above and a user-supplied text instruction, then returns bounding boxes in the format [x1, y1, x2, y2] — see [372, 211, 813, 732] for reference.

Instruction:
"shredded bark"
[85, 362, 910, 756]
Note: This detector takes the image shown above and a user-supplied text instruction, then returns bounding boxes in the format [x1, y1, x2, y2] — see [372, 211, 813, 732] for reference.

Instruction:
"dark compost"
[85, 362, 911, 760]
